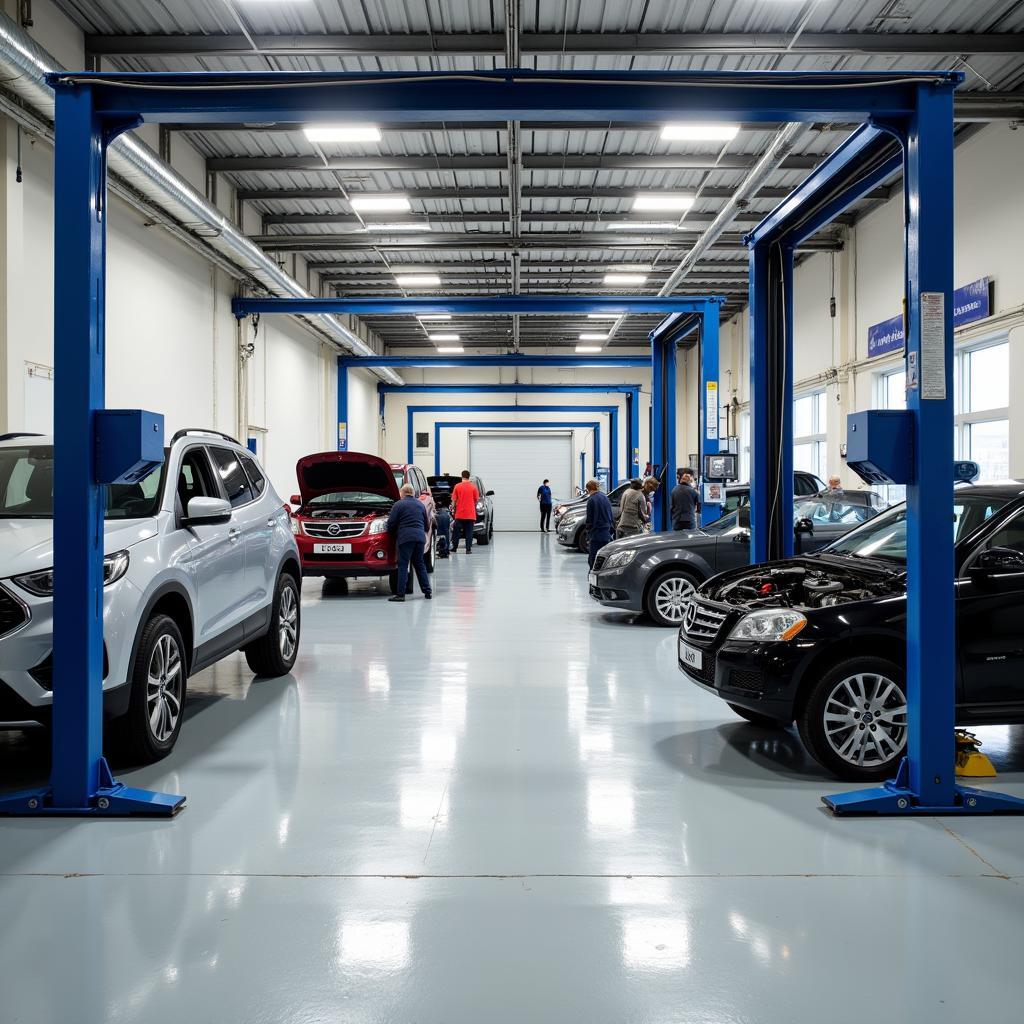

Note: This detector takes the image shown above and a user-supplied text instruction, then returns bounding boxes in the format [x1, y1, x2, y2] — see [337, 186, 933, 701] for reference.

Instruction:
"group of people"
[386, 469, 480, 602]
[581, 467, 703, 567]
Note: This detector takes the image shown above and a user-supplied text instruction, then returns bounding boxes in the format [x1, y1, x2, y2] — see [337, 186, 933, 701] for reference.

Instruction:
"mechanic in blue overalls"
[584, 478, 614, 570]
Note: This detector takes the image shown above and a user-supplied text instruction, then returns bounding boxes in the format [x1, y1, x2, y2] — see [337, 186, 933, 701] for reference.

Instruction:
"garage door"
[469, 431, 574, 531]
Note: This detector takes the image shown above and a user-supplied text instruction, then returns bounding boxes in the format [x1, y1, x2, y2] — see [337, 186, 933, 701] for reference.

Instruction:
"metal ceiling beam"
[306, 258, 747, 273]
[208, 153, 820, 172]
[260, 210, 785, 227]
[85, 32, 1024, 57]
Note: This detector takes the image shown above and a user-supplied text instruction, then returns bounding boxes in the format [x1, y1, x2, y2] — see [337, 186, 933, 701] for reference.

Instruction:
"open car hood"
[295, 451, 401, 503]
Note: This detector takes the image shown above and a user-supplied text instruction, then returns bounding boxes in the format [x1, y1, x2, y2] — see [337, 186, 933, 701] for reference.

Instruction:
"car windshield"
[795, 498, 876, 527]
[704, 509, 743, 534]
[306, 491, 393, 507]
[824, 493, 1013, 562]
[0, 444, 164, 520]
[392, 470, 405, 488]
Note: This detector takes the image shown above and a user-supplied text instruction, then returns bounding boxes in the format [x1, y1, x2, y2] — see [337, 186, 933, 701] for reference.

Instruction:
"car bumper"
[677, 636, 806, 720]
[296, 532, 396, 577]
[0, 577, 138, 721]
[588, 569, 641, 610]
[556, 523, 583, 547]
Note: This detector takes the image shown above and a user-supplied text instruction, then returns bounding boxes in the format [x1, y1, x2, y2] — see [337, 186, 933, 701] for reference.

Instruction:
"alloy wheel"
[278, 584, 298, 661]
[147, 633, 183, 743]
[823, 672, 907, 768]
[653, 575, 696, 623]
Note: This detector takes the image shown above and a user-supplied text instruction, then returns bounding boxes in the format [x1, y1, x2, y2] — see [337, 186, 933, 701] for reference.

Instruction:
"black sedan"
[677, 482, 1024, 782]
[589, 496, 879, 626]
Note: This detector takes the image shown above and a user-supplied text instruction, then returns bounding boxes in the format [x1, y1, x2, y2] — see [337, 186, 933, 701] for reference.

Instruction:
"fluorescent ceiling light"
[603, 273, 647, 285]
[350, 195, 411, 213]
[579, 333, 609, 342]
[661, 123, 739, 142]
[395, 274, 441, 287]
[611, 264, 652, 272]
[575, 346, 603, 353]
[633, 193, 696, 211]
[362, 222, 431, 232]
[303, 124, 382, 143]
[607, 221, 681, 231]
[417, 314, 451, 321]
[428, 333, 461, 342]
[587, 313, 621, 319]
[436, 346, 464, 353]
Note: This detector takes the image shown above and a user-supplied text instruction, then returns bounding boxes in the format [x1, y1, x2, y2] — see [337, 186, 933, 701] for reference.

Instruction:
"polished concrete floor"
[2, 534, 1024, 1023]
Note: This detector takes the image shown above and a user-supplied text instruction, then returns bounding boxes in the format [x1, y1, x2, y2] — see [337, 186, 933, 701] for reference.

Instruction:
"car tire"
[488, 520, 494, 540]
[112, 613, 187, 764]
[643, 568, 700, 627]
[576, 527, 589, 554]
[797, 656, 907, 781]
[728, 703, 791, 729]
[388, 570, 399, 594]
[244, 572, 301, 678]
[478, 523, 490, 546]
[426, 534, 436, 573]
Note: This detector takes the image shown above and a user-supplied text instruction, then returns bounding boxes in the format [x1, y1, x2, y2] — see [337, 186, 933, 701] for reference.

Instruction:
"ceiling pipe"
[0, 12, 402, 386]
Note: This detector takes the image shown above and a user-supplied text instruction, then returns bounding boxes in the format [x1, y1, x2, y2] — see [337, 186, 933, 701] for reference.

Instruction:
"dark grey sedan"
[588, 497, 881, 626]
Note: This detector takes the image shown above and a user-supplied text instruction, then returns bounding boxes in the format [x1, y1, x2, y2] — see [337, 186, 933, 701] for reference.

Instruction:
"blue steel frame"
[407, 406, 619, 483]
[22, 66, 995, 819]
[433, 421, 601, 478]
[648, 300, 724, 529]
[378, 385, 642, 477]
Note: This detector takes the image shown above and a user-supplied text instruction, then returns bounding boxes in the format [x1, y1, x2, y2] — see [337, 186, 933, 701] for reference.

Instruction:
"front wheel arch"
[642, 565, 702, 626]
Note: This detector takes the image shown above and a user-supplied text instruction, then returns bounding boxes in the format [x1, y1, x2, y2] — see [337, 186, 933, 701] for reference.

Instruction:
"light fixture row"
[303, 123, 738, 145]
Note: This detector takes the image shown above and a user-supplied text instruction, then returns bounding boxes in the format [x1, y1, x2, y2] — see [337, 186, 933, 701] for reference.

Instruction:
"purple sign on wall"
[867, 313, 904, 359]
[867, 278, 992, 359]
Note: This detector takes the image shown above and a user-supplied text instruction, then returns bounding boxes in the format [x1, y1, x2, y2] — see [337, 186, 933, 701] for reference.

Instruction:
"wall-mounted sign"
[867, 278, 992, 359]
[338, 421, 348, 451]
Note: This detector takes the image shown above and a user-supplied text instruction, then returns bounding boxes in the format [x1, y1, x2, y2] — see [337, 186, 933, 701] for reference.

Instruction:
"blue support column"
[337, 359, 349, 450]
[779, 245, 796, 558]
[0, 84, 183, 817]
[627, 390, 640, 478]
[699, 303, 723, 523]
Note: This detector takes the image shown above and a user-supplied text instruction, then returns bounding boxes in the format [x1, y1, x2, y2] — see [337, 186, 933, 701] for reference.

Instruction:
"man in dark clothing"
[386, 484, 432, 602]
[537, 478, 553, 532]
[584, 479, 614, 569]
[670, 468, 701, 531]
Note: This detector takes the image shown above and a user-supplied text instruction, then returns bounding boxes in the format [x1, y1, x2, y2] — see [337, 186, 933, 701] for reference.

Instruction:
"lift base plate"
[0, 757, 185, 817]
[823, 782, 1024, 816]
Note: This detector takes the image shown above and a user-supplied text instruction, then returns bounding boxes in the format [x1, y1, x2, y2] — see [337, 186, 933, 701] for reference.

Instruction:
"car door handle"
[229, 528, 241, 542]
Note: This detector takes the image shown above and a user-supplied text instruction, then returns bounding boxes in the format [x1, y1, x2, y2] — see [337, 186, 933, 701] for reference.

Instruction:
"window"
[876, 367, 907, 506]
[209, 447, 254, 508]
[239, 453, 266, 497]
[793, 389, 828, 484]
[985, 512, 1024, 555]
[176, 448, 217, 512]
[956, 340, 1009, 482]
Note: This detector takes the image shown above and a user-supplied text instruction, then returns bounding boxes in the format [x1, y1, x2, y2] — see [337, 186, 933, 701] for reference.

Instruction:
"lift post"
[648, 299, 724, 530]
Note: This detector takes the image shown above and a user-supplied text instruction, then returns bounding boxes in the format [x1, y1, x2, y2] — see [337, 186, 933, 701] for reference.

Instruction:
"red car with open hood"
[290, 452, 435, 590]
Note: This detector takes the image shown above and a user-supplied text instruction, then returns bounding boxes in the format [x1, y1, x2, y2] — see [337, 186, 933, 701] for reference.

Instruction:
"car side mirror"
[486, 490, 494, 496]
[733, 529, 751, 545]
[290, 494, 302, 506]
[970, 546, 1024, 589]
[794, 517, 815, 536]
[183, 496, 232, 527]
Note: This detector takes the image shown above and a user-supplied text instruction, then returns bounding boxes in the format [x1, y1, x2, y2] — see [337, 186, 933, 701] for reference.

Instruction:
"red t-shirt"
[452, 480, 480, 520]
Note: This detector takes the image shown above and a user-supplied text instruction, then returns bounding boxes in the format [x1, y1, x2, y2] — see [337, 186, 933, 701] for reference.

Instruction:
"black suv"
[428, 474, 494, 544]
[677, 483, 1024, 781]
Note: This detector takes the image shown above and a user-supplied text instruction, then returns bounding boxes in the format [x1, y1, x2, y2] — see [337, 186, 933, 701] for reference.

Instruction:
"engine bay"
[710, 562, 901, 610]
[303, 503, 392, 520]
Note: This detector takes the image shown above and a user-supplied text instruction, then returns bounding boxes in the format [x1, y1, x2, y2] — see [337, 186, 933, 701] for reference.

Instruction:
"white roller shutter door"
[469, 431, 573, 531]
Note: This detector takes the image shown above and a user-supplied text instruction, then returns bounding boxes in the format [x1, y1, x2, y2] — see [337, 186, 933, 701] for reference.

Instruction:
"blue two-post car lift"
[5, 67, 1017, 818]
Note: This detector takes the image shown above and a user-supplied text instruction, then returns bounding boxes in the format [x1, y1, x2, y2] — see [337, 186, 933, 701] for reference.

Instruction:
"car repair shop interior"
[1, 2, 1024, 1022]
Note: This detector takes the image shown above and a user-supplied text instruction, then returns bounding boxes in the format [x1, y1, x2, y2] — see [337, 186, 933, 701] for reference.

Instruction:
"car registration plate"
[588, 572, 597, 587]
[313, 543, 352, 554]
[679, 639, 703, 671]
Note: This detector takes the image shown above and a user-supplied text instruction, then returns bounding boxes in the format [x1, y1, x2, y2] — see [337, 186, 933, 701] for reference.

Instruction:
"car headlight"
[603, 549, 636, 570]
[368, 517, 389, 536]
[728, 609, 807, 642]
[290, 517, 300, 535]
[555, 505, 567, 516]
[14, 549, 131, 597]
[476, 501, 485, 513]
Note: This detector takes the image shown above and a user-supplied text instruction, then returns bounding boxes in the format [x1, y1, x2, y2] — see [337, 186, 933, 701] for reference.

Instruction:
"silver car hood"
[0, 518, 159, 579]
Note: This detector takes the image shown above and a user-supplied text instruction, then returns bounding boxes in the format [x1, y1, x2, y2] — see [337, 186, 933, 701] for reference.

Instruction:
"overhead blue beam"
[234, 295, 721, 317]
[340, 355, 649, 368]
[60, 69, 956, 126]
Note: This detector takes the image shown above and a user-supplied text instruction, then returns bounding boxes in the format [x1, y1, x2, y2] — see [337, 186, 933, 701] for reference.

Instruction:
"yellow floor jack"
[955, 730, 997, 778]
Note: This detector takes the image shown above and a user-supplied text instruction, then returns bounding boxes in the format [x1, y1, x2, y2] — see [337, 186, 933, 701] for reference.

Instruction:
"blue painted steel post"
[627, 391, 640, 478]
[699, 302, 723, 523]
[779, 244, 796, 558]
[337, 358, 348, 450]
[664, 335, 677, 531]
[50, 83, 107, 808]
[650, 335, 664, 530]
[749, 244, 770, 563]
[902, 86, 958, 805]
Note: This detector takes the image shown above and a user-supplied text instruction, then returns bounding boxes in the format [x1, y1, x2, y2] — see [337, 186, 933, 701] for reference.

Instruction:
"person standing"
[616, 478, 647, 539]
[642, 476, 660, 523]
[386, 484, 432, 603]
[819, 474, 845, 498]
[670, 468, 701, 531]
[584, 479, 614, 569]
[537, 478, 553, 532]
[451, 469, 480, 554]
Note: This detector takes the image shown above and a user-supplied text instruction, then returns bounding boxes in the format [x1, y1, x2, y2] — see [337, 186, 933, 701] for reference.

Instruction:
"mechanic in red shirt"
[450, 469, 480, 554]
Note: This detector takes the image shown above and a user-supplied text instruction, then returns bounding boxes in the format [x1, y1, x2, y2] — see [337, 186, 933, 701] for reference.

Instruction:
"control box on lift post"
[845, 410, 913, 486]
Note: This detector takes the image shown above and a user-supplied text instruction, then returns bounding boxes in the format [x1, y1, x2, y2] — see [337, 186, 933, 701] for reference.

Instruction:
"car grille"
[0, 586, 28, 638]
[304, 552, 366, 563]
[681, 599, 730, 644]
[687, 649, 717, 687]
[593, 555, 607, 571]
[302, 520, 368, 539]
[729, 670, 764, 694]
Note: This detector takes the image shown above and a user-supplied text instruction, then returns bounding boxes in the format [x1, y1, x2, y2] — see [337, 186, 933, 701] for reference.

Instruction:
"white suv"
[0, 430, 301, 762]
